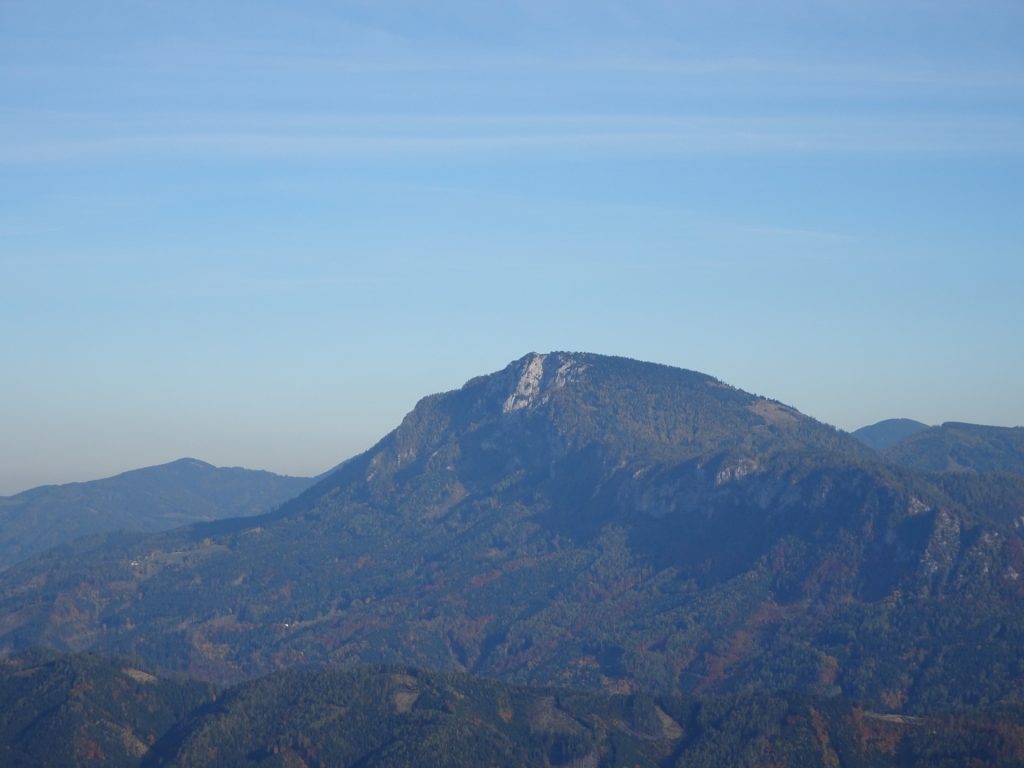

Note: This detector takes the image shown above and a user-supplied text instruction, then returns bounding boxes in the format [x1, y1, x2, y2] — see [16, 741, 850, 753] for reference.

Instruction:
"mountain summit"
[0, 353, 1021, 715]
[309, 351, 866, 509]
[268, 352, 871, 550]
[852, 418, 929, 452]
[399, 351, 861, 461]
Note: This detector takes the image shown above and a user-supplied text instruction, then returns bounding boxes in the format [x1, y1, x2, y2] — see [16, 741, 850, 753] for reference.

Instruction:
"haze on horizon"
[2, 0, 1022, 495]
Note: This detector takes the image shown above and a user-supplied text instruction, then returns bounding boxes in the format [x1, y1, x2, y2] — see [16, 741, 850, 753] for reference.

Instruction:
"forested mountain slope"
[0, 650, 213, 767]
[148, 665, 1024, 768]
[4, 652, 1023, 768]
[0, 353, 1021, 718]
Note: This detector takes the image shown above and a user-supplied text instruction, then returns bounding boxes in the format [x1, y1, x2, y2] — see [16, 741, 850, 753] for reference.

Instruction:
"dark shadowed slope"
[852, 418, 929, 452]
[881, 422, 1024, 476]
[0, 459, 314, 569]
[0, 353, 1021, 716]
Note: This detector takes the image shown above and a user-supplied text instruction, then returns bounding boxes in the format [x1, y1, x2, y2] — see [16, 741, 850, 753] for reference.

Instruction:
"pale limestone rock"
[504, 353, 548, 413]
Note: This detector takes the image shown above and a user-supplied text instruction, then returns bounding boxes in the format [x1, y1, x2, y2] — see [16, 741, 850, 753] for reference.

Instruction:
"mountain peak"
[500, 352, 589, 413]
[851, 418, 929, 452]
[369, 352, 867, 495]
[163, 457, 216, 470]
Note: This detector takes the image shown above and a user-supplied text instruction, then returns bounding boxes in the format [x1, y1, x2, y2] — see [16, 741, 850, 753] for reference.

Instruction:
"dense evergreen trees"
[3, 653, 1022, 767]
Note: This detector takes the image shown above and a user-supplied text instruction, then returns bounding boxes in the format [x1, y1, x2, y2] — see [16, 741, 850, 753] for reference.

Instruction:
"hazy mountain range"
[853, 418, 1024, 477]
[851, 418, 930, 452]
[1, 352, 1022, 765]
[0, 459, 316, 571]
[880, 422, 1024, 476]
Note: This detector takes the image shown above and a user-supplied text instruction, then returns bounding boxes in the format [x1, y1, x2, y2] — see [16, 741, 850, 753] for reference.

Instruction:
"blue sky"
[2, 1, 1022, 493]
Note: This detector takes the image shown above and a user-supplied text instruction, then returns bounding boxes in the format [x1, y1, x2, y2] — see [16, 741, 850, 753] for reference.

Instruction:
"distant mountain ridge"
[0, 352, 1021, 719]
[883, 422, 1024, 476]
[851, 418, 929, 451]
[853, 419, 1024, 478]
[0, 458, 315, 569]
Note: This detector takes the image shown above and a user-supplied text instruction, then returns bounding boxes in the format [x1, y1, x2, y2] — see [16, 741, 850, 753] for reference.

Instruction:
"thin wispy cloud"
[16, 43, 1023, 94]
[187, 272, 394, 299]
[744, 226, 847, 242]
[3, 113, 1022, 164]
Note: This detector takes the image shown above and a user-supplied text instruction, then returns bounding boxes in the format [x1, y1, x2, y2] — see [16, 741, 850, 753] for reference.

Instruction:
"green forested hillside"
[147, 666, 1024, 768]
[0, 650, 213, 767]
[2, 654, 1022, 767]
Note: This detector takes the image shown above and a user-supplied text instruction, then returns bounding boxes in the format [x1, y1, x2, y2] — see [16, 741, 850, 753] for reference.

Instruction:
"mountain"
[0, 650, 213, 767]
[881, 422, 1024, 476]
[0, 459, 315, 570]
[852, 418, 929, 452]
[7, 652, 1022, 767]
[0, 352, 1021, 718]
